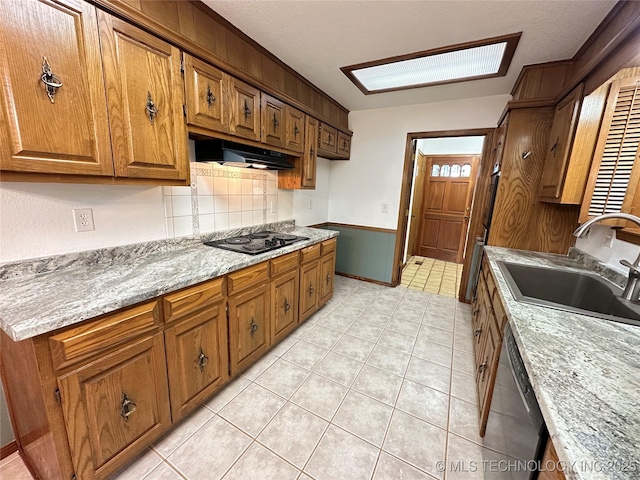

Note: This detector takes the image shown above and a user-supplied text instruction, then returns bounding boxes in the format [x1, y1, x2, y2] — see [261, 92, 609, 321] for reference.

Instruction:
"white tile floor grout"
[1, 277, 528, 480]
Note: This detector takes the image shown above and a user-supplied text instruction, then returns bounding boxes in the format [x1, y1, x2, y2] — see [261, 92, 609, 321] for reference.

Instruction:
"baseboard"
[336, 272, 393, 287]
[0, 440, 18, 460]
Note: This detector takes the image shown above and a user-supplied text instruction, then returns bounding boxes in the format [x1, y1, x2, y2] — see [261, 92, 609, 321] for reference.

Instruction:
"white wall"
[327, 94, 510, 229]
[575, 224, 640, 274]
[291, 158, 331, 226]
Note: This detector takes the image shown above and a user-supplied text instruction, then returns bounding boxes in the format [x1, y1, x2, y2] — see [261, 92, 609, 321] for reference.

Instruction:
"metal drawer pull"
[120, 392, 137, 421]
[243, 100, 251, 118]
[272, 113, 279, 129]
[250, 318, 259, 335]
[41, 57, 62, 103]
[310, 147, 314, 157]
[146, 91, 158, 124]
[284, 298, 290, 312]
[206, 85, 216, 108]
[326, 274, 330, 285]
[550, 137, 559, 155]
[294, 123, 299, 137]
[198, 348, 209, 372]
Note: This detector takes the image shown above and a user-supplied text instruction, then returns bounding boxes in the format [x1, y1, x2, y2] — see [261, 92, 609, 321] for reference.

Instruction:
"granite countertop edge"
[483, 246, 640, 480]
[0, 226, 338, 342]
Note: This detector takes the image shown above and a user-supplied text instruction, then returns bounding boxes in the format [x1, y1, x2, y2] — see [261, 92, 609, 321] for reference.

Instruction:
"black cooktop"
[204, 231, 309, 255]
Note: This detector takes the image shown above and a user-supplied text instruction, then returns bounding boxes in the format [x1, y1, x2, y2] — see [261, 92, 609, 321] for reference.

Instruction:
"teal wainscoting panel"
[323, 224, 396, 284]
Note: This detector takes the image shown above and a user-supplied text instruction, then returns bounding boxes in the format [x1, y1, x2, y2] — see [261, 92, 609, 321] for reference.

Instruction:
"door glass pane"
[451, 164, 461, 177]
[431, 164, 440, 176]
[441, 164, 451, 177]
[461, 164, 471, 177]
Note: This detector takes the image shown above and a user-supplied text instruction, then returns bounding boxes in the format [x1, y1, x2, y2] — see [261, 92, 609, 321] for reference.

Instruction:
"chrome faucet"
[573, 213, 640, 301]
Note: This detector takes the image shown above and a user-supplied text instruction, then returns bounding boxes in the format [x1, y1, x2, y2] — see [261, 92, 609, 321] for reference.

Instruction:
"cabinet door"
[228, 76, 260, 141]
[164, 303, 229, 421]
[271, 269, 299, 344]
[319, 123, 337, 154]
[539, 84, 584, 200]
[261, 93, 285, 148]
[184, 53, 228, 134]
[0, 0, 113, 176]
[300, 260, 319, 322]
[98, 12, 188, 180]
[337, 131, 351, 159]
[285, 106, 305, 153]
[229, 284, 270, 374]
[319, 252, 336, 307]
[490, 115, 508, 174]
[302, 116, 319, 188]
[476, 311, 499, 436]
[58, 333, 170, 480]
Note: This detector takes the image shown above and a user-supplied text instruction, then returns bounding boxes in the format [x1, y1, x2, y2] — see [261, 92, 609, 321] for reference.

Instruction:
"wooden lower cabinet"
[271, 269, 299, 344]
[538, 438, 566, 480]
[319, 251, 336, 307]
[164, 302, 229, 421]
[300, 259, 320, 322]
[228, 283, 271, 375]
[57, 333, 170, 480]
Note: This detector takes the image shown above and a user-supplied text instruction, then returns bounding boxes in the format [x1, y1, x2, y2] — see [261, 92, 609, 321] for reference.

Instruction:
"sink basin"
[496, 261, 640, 327]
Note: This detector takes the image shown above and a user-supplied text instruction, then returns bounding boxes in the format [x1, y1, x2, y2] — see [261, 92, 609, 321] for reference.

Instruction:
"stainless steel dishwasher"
[483, 325, 548, 480]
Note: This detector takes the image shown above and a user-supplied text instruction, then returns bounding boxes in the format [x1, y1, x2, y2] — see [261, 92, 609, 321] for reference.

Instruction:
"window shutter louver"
[588, 80, 640, 216]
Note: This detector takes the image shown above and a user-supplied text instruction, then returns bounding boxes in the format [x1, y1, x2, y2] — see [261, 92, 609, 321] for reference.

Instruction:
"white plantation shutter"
[588, 79, 640, 216]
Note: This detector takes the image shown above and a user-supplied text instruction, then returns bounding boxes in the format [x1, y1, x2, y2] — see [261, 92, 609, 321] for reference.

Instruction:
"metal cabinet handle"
[472, 308, 479, 316]
[243, 100, 251, 118]
[308, 283, 314, 296]
[294, 123, 300, 137]
[41, 57, 63, 103]
[250, 318, 259, 335]
[328, 133, 333, 145]
[474, 328, 482, 337]
[310, 147, 314, 157]
[478, 362, 488, 380]
[342, 140, 347, 150]
[284, 298, 291, 312]
[198, 348, 209, 372]
[326, 274, 330, 285]
[206, 85, 216, 108]
[272, 113, 279, 129]
[146, 91, 159, 124]
[550, 137, 559, 155]
[120, 392, 137, 421]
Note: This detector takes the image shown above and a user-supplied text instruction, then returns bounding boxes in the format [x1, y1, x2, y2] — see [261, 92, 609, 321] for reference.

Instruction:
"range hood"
[194, 139, 294, 170]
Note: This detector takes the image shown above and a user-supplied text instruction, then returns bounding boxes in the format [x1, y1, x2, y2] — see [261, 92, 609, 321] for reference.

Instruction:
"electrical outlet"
[73, 208, 95, 232]
[309, 200, 313, 209]
[381, 203, 389, 213]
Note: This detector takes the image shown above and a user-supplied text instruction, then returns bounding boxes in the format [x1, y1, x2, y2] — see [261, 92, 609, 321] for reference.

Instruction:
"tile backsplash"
[164, 162, 279, 238]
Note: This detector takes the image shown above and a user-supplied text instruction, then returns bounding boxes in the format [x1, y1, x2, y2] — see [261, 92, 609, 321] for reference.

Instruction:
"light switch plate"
[382, 203, 389, 213]
[73, 208, 95, 232]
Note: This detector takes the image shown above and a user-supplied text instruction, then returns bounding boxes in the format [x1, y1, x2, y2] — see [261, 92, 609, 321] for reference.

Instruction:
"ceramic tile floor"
[400, 257, 463, 297]
[1, 276, 527, 480]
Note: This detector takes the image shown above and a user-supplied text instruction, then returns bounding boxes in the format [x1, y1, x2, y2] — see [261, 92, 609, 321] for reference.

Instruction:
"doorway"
[392, 129, 492, 296]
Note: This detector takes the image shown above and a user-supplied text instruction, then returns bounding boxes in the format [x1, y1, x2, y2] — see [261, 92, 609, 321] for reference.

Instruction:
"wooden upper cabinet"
[318, 122, 337, 155]
[285, 106, 305, 153]
[184, 53, 229, 135]
[57, 333, 170, 480]
[278, 114, 318, 190]
[337, 131, 351, 158]
[228, 76, 260, 141]
[261, 93, 286, 148]
[538, 84, 584, 202]
[98, 12, 188, 181]
[0, 0, 113, 176]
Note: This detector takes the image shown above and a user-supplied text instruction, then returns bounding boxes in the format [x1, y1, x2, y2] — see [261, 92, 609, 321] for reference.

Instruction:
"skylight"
[341, 33, 521, 95]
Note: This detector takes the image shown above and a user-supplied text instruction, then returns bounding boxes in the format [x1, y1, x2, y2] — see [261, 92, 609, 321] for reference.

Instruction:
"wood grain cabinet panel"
[184, 53, 229, 134]
[318, 122, 337, 155]
[228, 76, 260, 141]
[261, 93, 286, 148]
[163, 277, 225, 324]
[271, 269, 299, 344]
[228, 283, 271, 375]
[538, 84, 584, 202]
[278, 115, 318, 190]
[538, 439, 567, 480]
[164, 302, 229, 421]
[318, 252, 336, 307]
[337, 131, 351, 158]
[57, 333, 170, 480]
[270, 251, 299, 277]
[98, 11, 188, 181]
[299, 260, 319, 322]
[227, 262, 269, 296]
[0, 0, 113, 176]
[285, 105, 305, 153]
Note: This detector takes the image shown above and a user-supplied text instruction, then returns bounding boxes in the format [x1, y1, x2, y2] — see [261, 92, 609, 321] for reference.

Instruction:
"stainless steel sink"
[497, 261, 640, 327]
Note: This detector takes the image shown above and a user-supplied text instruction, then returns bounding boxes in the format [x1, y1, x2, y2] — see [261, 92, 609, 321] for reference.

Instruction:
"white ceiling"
[202, 0, 616, 112]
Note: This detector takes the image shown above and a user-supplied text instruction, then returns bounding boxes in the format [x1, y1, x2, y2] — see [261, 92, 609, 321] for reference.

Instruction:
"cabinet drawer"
[300, 243, 321, 263]
[270, 251, 300, 277]
[227, 262, 269, 295]
[49, 300, 161, 370]
[320, 238, 336, 255]
[485, 269, 497, 302]
[163, 277, 225, 324]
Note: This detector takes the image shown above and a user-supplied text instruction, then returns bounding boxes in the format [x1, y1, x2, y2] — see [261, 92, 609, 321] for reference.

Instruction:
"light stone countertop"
[0, 225, 337, 342]
[483, 246, 640, 480]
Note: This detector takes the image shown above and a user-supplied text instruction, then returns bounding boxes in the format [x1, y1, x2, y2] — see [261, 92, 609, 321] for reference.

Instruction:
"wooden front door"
[416, 156, 478, 263]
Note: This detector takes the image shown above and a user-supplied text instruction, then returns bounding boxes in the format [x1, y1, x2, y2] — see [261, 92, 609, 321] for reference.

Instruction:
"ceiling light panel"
[342, 33, 521, 95]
